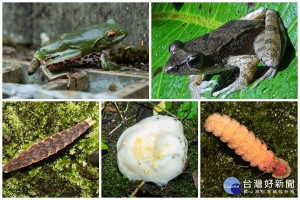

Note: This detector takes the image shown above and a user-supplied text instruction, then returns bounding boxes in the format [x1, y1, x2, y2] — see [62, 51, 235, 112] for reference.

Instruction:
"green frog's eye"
[106, 31, 116, 41]
[187, 56, 201, 68]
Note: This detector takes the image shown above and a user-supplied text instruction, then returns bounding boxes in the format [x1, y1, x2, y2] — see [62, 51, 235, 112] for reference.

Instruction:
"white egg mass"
[117, 115, 188, 186]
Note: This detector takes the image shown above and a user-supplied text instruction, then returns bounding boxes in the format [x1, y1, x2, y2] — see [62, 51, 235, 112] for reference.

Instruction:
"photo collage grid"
[1, 1, 298, 198]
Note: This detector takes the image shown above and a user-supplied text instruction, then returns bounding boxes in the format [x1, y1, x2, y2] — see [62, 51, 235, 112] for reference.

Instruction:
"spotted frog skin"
[165, 8, 287, 98]
[28, 19, 128, 89]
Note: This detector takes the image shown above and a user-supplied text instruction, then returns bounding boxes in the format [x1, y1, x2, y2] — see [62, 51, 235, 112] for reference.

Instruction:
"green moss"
[201, 102, 297, 197]
[111, 46, 149, 67]
[101, 102, 198, 197]
[2, 102, 99, 197]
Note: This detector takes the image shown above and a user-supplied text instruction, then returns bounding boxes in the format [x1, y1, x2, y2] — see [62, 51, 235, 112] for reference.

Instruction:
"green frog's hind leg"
[41, 49, 82, 89]
[251, 9, 287, 89]
[212, 55, 259, 99]
[41, 65, 78, 89]
[28, 57, 41, 75]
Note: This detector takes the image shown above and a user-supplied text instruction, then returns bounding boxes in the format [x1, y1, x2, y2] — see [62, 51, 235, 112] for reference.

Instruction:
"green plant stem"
[148, 101, 177, 118]
[130, 181, 146, 197]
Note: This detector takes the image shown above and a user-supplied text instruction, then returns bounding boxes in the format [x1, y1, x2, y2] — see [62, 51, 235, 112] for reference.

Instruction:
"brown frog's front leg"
[189, 75, 217, 99]
[212, 55, 259, 99]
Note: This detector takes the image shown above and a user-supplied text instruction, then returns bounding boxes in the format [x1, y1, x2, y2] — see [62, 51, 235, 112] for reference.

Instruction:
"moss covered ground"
[101, 101, 198, 197]
[201, 102, 297, 197]
[2, 101, 99, 197]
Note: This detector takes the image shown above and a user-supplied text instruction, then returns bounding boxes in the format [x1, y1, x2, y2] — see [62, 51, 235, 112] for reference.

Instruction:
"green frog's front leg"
[100, 54, 121, 70]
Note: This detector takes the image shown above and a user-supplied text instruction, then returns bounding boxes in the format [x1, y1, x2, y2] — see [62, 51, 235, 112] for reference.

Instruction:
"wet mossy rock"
[152, 2, 297, 99]
[101, 102, 198, 197]
[2, 102, 99, 197]
[201, 102, 297, 197]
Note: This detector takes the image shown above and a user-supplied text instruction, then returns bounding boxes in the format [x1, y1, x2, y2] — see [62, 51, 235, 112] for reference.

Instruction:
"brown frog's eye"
[187, 55, 201, 68]
[106, 31, 116, 41]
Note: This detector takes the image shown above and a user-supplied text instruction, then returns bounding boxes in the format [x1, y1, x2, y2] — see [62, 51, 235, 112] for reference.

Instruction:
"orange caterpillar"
[204, 113, 291, 179]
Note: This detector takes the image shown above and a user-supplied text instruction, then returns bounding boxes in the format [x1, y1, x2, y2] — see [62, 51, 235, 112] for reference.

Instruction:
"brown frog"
[165, 8, 287, 98]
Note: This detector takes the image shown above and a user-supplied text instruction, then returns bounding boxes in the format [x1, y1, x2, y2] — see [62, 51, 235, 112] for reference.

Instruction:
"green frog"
[28, 19, 128, 89]
[165, 8, 287, 98]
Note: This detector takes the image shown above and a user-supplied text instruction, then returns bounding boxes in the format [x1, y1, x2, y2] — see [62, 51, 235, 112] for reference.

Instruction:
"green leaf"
[164, 101, 173, 109]
[177, 102, 192, 119]
[178, 102, 198, 119]
[180, 102, 192, 111]
[152, 2, 297, 99]
[102, 140, 108, 150]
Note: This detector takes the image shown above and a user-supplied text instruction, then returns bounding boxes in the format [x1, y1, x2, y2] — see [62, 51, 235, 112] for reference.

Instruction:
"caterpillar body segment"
[204, 113, 291, 179]
[3, 117, 96, 173]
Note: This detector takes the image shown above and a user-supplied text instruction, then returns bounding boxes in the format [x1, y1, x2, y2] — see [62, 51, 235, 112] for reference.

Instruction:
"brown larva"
[3, 117, 96, 173]
[204, 113, 291, 179]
